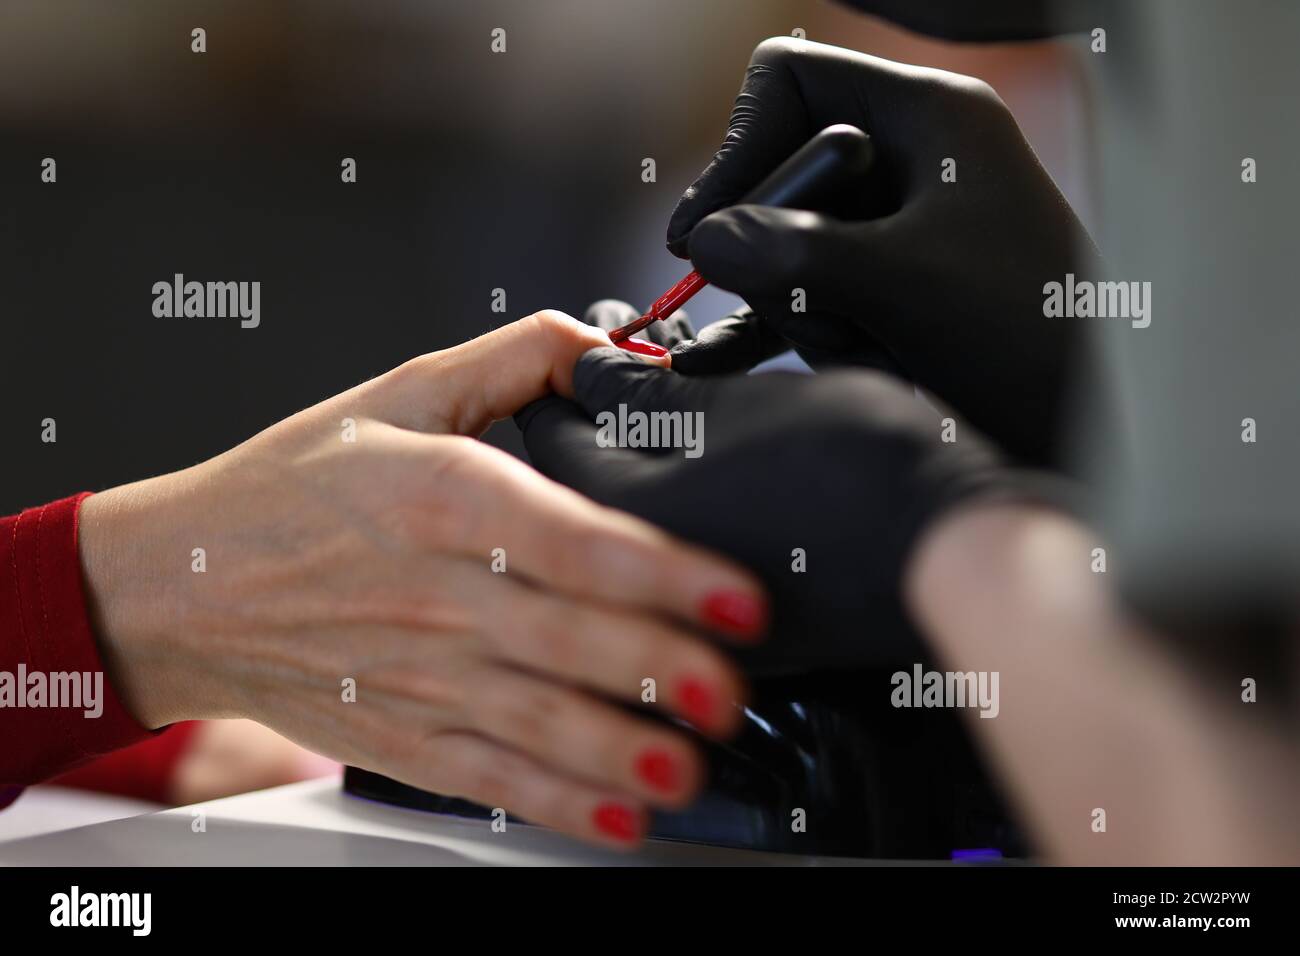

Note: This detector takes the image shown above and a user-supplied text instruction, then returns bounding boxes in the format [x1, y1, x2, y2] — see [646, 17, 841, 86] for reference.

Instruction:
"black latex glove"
[516, 303, 1024, 676]
[666, 38, 1103, 470]
[832, 0, 1107, 42]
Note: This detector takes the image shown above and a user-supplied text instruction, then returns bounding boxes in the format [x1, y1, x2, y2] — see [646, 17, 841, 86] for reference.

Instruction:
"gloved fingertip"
[666, 337, 746, 377]
[665, 231, 692, 260]
[693, 205, 831, 299]
[686, 207, 759, 283]
[665, 342, 707, 376]
[666, 187, 707, 259]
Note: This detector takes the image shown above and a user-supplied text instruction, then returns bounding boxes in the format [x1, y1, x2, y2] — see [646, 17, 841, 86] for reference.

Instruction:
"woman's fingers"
[373, 311, 671, 437]
[408, 731, 648, 849]
[437, 438, 769, 641]
[377, 554, 747, 736]
[462, 665, 705, 809]
[474, 578, 746, 738]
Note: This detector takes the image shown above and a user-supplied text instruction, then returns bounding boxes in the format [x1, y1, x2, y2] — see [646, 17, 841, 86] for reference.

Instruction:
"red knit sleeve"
[1, 493, 157, 806]
[50, 720, 202, 804]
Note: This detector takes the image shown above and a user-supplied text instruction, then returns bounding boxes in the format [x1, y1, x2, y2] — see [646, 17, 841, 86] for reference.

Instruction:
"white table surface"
[0, 786, 162, 844]
[0, 777, 875, 866]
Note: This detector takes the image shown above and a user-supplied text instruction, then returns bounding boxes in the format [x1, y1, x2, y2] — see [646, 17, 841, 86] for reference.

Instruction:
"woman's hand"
[77, 311, 766, 849]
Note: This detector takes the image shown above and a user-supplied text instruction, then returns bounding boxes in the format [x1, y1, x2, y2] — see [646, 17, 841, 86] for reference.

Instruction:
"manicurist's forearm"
[904, 503, 1300, 864]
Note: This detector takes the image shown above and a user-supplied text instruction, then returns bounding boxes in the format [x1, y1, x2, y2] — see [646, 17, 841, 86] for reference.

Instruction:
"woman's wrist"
[79, 478, 222, 730]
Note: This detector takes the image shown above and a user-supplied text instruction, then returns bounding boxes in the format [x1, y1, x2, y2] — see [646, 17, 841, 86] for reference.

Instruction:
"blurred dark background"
[1, 0, 1089, 513]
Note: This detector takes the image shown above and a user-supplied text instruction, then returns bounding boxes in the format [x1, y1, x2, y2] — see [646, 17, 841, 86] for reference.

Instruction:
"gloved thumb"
[687, 205, 876, 316]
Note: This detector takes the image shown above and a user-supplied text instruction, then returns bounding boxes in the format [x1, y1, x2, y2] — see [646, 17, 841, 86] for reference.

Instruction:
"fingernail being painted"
[617, 338, 669, 358]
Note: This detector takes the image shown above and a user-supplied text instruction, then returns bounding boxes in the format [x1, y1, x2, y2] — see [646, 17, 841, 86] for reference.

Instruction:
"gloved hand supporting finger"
[571, 348, 715, 423]
[668, 310, 791, 376]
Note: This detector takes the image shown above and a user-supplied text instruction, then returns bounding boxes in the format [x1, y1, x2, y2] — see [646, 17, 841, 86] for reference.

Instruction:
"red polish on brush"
[608, 124, 874, 351]
[609, 271, 708, 348]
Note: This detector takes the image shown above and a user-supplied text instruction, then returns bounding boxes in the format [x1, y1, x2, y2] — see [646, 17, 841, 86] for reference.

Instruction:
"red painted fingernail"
[593, 802, 641, 842]
[676, 676, 718, 728]
[700, 590, 767, 639]
[617, 337, 669, 357]
[635, 748, 681, 794]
